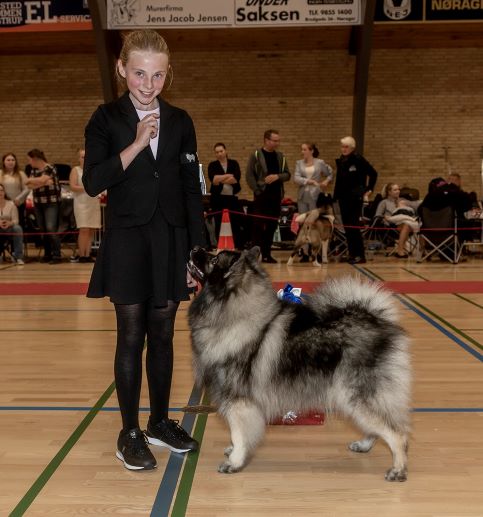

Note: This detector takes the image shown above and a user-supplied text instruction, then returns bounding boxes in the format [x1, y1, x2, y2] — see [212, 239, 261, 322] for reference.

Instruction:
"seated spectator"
[0, 153, 30, 229]
[25, 149, 62, 264]
[419, 177, 472, 217]
[420, 176, 476, 244]
[448, 172, 480, 210]
[208, 143, 245, 249]
[375, 183, 421, 258]
[69, 148, 101, 263]
[0, 183, 24, 264]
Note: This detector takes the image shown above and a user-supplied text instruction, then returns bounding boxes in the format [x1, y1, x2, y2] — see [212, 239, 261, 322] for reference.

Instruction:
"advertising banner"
[375, 0, 483, 23]
[106, 0, 362, 29]
[0, 0, 91, 32]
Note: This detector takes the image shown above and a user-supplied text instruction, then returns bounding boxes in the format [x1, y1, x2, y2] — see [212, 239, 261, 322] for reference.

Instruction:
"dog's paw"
[348, 440, 371, 453]
[322, 257, 328, 264]
[287, 257, 294, 266]
[348, 436, 376, 453]
[218, 461, 242, 474]
[313, 261, 321, 267]
[385, 467, 407, 482]
[224, 445, 233, 457]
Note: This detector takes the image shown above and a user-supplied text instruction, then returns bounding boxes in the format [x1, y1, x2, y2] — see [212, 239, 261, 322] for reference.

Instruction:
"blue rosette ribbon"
[276, 283, 303, 304]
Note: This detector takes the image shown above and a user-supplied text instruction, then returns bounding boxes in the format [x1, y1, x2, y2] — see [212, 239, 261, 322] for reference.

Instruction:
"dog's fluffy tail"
[312, 276, 399, 324]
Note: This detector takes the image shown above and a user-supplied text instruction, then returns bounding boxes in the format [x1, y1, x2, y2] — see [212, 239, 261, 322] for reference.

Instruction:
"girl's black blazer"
[83, 91, 205, 248]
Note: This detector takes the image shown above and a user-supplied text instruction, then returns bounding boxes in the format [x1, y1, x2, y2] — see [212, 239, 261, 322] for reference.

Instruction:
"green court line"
[170, 392, 210, 517]
[9, 381, 116, 516]
[453, 293, 483, 311]
[361, 266, 483, 353]
[404, 294, 483, 352]
[402, 268, 429, 281]
[361, 267, 383, 281]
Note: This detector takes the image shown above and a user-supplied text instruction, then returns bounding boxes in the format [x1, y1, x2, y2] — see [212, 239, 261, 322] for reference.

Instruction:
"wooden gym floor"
[1, 251, 482, 516]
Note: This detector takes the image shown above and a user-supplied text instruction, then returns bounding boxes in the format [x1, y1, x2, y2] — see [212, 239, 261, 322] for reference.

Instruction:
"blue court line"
[1, 405, 481, 413]
[355, 266, 483, 362]
[150, 384, 203, 517]
[397, 295, 483, 362]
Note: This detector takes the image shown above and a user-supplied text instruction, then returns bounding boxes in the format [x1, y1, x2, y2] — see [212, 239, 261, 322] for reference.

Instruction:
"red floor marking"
[1, 281, 483, 296]
[0, 283, 88, 295]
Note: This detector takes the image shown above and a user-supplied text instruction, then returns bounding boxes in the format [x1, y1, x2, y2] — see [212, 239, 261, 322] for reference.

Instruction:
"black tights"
[114, 300, 179, 431]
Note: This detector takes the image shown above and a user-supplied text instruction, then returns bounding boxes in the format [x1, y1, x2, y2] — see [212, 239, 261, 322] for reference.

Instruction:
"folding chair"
[328, 225, 348, 259]
[363, 216, 399, 255]
[328, 202, 348, 259]
[0, 235, 14, 262]
[416, 206, 460, 264]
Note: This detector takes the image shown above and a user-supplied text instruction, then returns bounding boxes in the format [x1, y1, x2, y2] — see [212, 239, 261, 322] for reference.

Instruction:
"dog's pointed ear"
[245, 246, 261, 263]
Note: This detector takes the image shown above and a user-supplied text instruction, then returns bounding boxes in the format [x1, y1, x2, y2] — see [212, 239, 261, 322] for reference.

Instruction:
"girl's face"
[301, 144, 313, 160]
[389, 185, 400, 198]
[118, 50, 169, 110]
[214, 146, 227, 162]
[3, 154, 16, 172]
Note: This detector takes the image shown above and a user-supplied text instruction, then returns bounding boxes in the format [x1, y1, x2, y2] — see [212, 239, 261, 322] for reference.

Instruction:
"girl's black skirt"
[87, 207, 190, 306]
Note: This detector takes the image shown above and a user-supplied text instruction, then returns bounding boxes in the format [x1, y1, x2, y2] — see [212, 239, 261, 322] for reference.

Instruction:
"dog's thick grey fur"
[188, 247, 411, 481]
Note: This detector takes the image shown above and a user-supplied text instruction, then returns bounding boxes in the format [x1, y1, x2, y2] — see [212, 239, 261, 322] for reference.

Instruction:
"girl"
[0, 183, 24, 264]
[207, 142, 244, 249]
[375, 183, 421, 258]
[293, 142, 333, 214]
[83, 30, 205, 471]
[0, 153, 30, 229]
[69, 148, 101, 262]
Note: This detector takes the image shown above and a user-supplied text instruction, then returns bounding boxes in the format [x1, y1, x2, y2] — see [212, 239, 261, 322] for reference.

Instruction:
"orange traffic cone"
[217, 209, 235, 252]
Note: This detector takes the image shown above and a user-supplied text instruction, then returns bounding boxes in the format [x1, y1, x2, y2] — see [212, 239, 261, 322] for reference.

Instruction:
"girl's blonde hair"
[381, 182, 399, 199]
[116, 30, 173, 91]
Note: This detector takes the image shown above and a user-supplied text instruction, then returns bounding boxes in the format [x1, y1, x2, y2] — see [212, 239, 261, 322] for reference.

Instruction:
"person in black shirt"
[246, 129, 290, 263]
[207, 143, 244, 249]
[83, 30, 204, 471]
[333, 136, 378, 264]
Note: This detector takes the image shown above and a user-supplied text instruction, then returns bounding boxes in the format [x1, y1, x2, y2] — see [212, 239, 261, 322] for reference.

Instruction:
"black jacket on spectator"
[207, 159, 241, 196]
[418, 179, 472, 218]
[333, 152, 378, 202]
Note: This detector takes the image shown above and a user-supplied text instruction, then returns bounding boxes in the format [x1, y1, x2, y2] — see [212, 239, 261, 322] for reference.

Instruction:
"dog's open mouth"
[187, 259, 204, 282]
[188, 247, 207, 282]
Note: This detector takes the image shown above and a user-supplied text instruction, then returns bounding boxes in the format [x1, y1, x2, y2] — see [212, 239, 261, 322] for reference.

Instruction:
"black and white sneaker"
[145, 418, 198, 453]
[116, 428, 157, 470]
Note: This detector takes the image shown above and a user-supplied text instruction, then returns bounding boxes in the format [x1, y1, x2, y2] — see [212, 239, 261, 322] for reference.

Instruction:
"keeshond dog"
[187, 246, 411, 481]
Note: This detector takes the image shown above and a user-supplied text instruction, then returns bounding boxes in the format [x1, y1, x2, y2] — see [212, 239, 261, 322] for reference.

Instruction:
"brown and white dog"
[287, 204, 334, 266]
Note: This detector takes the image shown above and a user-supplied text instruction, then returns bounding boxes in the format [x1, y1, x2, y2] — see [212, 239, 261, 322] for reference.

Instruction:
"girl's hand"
[135, 113, 160, 149]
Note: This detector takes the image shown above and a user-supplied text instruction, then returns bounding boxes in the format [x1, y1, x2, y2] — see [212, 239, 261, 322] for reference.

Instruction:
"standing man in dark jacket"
[333, 136, 378, 264]
[246, 129, 291, 263]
